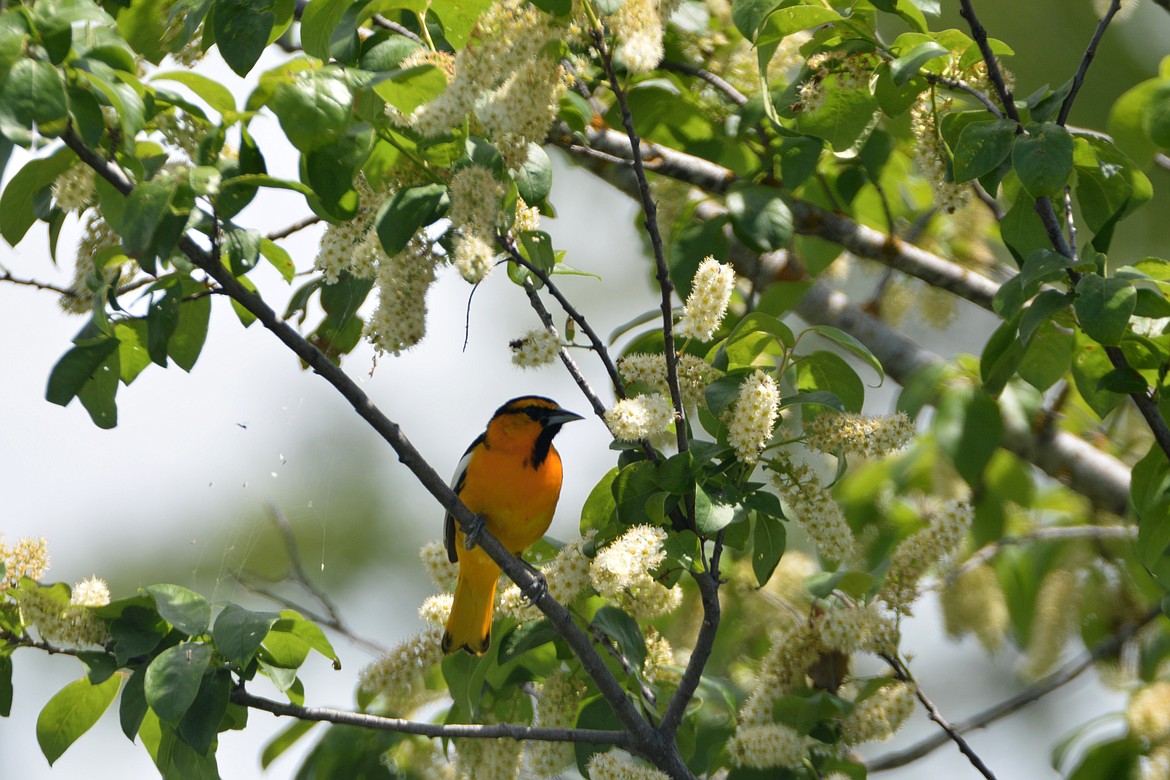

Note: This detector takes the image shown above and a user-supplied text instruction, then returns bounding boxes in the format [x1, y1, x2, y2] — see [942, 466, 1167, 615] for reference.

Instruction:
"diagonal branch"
[1057, 0, 1121, 126]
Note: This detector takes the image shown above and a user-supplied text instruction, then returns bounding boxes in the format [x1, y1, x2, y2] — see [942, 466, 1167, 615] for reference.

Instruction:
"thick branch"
[231, 687, 631, 746]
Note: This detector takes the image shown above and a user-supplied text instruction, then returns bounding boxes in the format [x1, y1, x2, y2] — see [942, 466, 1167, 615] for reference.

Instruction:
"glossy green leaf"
[152, 71, 237, 116]
[952, 120, 1016, 182]
[213, 0, 277, 76]
[370, 65, 448, 114]
[1142, 80, 1170, 149]
[1012, 123, 1073, 197]
[1018, 321, 1074, 392]
[580, 467, 618, 534]
[0, 59, 69, 144]
[36, 676, 121, 765]
[430, 0, 495, 48]
[796, 81, 880, 152]
[300, 0, 349, 59]
[212, 604, 280, 668]
[146, 584, 211, 636]
[144, 643, 212, 723]
[751, 513, 786, 587]
[497, 619, 557, 664]
[375, 182, 448, 256]
[755, 5, 841, 46]
[273, 610, 340, 668]
[591, 606, 646, 672]
[514, 143, 553, 205]
[177, 668, 230, 754]
[795, 351, 864, 413]
[726, 182, 792, 254]
[890, 41, 948, 86]
[1074, 274, 1136, 347]
[731, 0, 785, 39]
[694, 485, 737, 535]
[933, 386, 1003, 485]
[0, 146, 76, 245]
[260, 238, 295, 282]
[266, 65, 353, 152]
[46, 337, 120, 409]
[806, 325, 884, 384]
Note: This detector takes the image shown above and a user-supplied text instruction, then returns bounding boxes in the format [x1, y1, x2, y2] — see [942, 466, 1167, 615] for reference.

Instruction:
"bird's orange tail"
[442, 563, 499, 655]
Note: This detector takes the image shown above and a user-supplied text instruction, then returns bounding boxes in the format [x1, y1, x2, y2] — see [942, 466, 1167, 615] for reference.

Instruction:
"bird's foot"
[463, 514, 487, 550]
[519, 558, 548, 605]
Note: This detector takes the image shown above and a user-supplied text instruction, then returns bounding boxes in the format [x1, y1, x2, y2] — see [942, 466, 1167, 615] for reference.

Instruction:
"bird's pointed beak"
[545, 408, 584, 427]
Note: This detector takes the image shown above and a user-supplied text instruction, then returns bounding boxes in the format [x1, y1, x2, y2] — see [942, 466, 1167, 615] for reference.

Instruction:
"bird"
[442, 395, 583, 655]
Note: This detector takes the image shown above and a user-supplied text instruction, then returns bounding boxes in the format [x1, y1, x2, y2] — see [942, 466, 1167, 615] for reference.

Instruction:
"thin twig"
[266, 215, 322, 242]
[0, 269, 76, 297]
[231, 686, 632, 745]
[1057, 0, 1121, 126]
[370, 14, 425, 45]
[659, 61, 748, 107]
[927, 73, 1003, 119]
[868, 606, 1163, 772]
[882, 653, 999, 780]
[943, 525, 1137, 585]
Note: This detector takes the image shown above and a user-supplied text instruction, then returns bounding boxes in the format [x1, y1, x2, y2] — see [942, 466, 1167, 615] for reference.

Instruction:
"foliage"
[2, 0, 1170, 777]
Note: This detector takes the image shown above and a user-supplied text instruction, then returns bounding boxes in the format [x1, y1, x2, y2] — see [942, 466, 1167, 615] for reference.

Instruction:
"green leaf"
[751, 513, 786, 587]
[300, 0, 349, 59]
[795, 351, 864, 413]
[514, 143, 553, 205]
[581, 467, 618, 534]
[804, 570, 876, 599]
[1012, 123, 1074, 198]
[273, 610, 340, 668]
[1018, 321, 1074, 392]
[260, 238, 295, 282]
[0, 653, 11, 717]
[152, 71, 236, 117]
[169, 282, 212, 372]
[177, 668, 230, 754]
[1142, 80, 1170, 149]
[806, 325, 884, 384]
[1071, 331, 1126, 418]
[952, 119, 1016, 183]
[430, 0, 495, 48]
[212, 604, 279, 668]
[370, 65, 448, 114]
[36, 676, 121, 765]
[755, 5, 841, 46]
[574, 696, 624, 775]
[890, 41, 948, 86]
[146, 584, 211, 636]
[933, 386, 1003, 486]
[266, 64, 353, 152]
[144, 643, 212, 724]
[0, 147, 77, 245]
[0, 59, 69, 144]
[694, 485, 737, 535]
[725, 183, 792, 254]
[591, 606, 646, 672]
[375, 182, 448, 256]
[261, 720, 317, 769]
[613, 461, 661, 526]
[730, 0, 784, 39]
[497, 619, 557, 664]
[795, 82, 880, 152]
[777, 136, 823, 188]
[214, 0, 277, 76]
[980, 315, 1025, 396]
[1075, 274, 1136, 347]
[46, 337, 120, 408]
[225, 227, 263, 276]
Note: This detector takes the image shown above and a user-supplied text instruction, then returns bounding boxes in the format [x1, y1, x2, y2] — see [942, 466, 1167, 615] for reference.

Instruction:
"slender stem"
[943, 525, 1136, 585]
[926, 73, 1003, 119]
[1057, 0, 1121, 126]
[882, 653, 999, 780]
[659, 61, 748, 107]
[591, 26, 690, 459]
[231, 686, 632, 746]
[957, 0, 1019, 124]
[0, 268, 76, 297]
[265, 215, 321, 242]
[370, 14, 425, 45]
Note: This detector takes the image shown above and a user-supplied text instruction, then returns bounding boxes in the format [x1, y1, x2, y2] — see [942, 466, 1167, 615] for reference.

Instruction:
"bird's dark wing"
[444, 433, 483, 563]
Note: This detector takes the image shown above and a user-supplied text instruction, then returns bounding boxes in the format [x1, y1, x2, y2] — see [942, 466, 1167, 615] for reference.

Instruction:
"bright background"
[4, 2, 1170, 777]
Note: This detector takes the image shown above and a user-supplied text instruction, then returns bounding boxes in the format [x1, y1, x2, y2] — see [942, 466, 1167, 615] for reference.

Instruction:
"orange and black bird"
[442, 396, 583, 655]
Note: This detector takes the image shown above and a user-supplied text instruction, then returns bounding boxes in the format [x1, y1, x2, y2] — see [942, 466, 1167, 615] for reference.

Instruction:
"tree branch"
[944, 525, 1136, 584]
[867, 605, 1163, 772]
[231, 686, 632, 746]
[659, 61, 748, 107]
[1057, 0, 1121, 126]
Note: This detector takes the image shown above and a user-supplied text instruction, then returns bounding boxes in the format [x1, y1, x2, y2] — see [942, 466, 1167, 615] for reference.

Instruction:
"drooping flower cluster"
[910, 92, 968, 213]
[587, 750, 671, 780]
[817, 601, 897, 655]
[314, 175, 384, 283]
[524, 670, 585, 777]
[939, 563, 1010, 652]
[448, 165, 505, 283]
[62, 212, 125, 314]
[771, 458, 856, 563]
[616, 353, 721, 407]
[676, 257, 735, 341]
[420, 540, 459, 594]
[357, 597, 449, 712]
[727, 722, 808, 768]
[477, 60, 568, 168]
[498, 531, 595, 620]
[840, 681, 917, 745]
[610, 0, 682, 74]
[589, 525, 681, 619]
[604, 393, 675, 443]
[642, 626, 680, 685]
[20, 577, 110, 648]
[52, 164, 96, 212]
[510, 328, 561, 368]
[803, 411, 915, 459]
[727, 370, 780, 464]
[881, 499, 973, 613]
[0, 535, 50, 592]
[454, 735, 522, 780]
[154, 109, 204, 160]
[1021, 567, 1081, 679]
[1128, 681, 1170, 746]
[366, 235, 442, 356]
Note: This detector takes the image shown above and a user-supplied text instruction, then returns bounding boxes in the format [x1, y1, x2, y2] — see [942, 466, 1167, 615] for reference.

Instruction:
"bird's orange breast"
[455, 443, 564, 554]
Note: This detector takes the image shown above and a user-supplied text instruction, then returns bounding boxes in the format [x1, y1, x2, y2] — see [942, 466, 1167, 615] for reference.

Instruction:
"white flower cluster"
[611, 0, 681, 74]
[939, 563, 1010, 652]
[448, 166, 505, 283]
[604, 393, 675, 443]
[587, 750, 671, 780]
[154, 109, 203, 160]
[477, 61, 568, 169]
[589, 525, 681, 619]
[497, 532, 596, 620]
[454, 735, 522, 780]
[357, 625, 445, 713]
[420, 540, 459, 592]
[727, 722, 808, 768]
[1021, 567, 1080, 680]
[676, 257, 735, 341]
[314, 175, 383, 283]
[738, 622, 821, 724]
[419, 593, 454, 626]
[411, 0, 559, 139]
[524, 670, 584, 777]
[727, 370, 780, 464]
[366, 235, 441, 356]
[20, 577, 110, 648]
[818, 602, 897, 655]
[63, 211, 125, 315]
[510, 328, 561, 368]
[616, 353, 721, 407]
[52, 164, 96, 212]
[1094, 0, 1141, 21]
[771, 458, 856, 563]
[803, 411, 915, 459]
[0, 535, 50, 592]
[910, 93, 968, 213]
[1128, 681, 1170, 746]
[643, 626, 680, 685]
[841, 681, 917, 745]
[881, 499, 973, 613]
